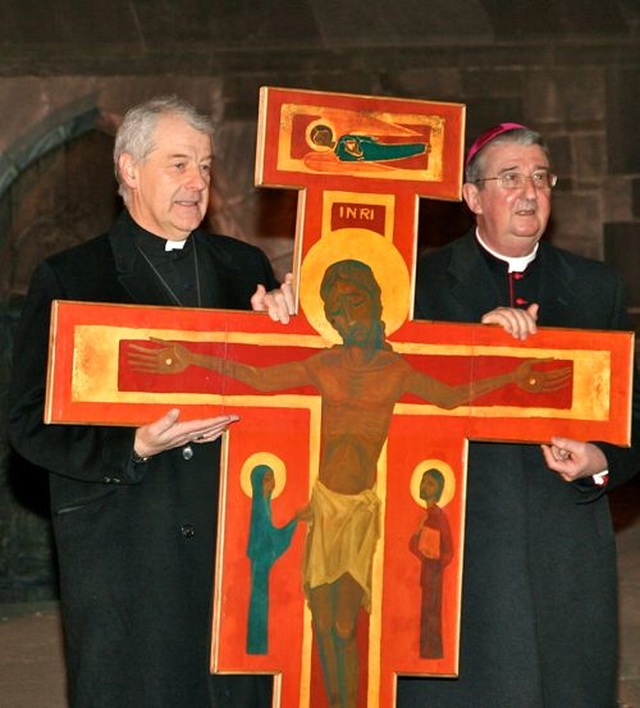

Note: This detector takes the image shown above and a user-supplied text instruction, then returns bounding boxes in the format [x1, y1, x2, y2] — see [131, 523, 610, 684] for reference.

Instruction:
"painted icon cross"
[45, 88, 633, 708]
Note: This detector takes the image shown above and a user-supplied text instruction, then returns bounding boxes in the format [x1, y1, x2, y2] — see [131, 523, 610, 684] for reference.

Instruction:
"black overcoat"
[397, 232, 640, 708]
[8, 211, 278, 708]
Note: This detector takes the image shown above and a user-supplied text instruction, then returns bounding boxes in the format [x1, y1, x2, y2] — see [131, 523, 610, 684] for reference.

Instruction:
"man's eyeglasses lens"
[476, 173, 558, 189]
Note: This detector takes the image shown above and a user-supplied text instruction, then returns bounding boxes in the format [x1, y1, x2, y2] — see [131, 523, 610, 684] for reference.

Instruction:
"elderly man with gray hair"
[8, 95, 293, 708]
[399, 123, 640, 708]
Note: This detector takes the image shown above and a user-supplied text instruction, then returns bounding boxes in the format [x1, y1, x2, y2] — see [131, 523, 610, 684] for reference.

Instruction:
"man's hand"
[134, 408, 240, 459]
[541, 436, 608, 482]
[251, 272, 295, 323]
[482, 303, 539, 340]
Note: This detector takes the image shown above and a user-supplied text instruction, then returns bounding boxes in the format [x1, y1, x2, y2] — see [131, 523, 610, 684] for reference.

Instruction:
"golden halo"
[240, 452, 287, 499]
[305, 119, 336, 152]
[410, 459, 456, 509]
[299, 230, 411, 342]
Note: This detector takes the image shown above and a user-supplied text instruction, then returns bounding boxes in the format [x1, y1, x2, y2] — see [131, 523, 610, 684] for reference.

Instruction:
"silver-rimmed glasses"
[475, 172, 558, 190]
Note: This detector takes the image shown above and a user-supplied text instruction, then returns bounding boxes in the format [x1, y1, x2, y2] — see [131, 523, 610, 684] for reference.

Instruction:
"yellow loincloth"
[303, 481, 381, 612]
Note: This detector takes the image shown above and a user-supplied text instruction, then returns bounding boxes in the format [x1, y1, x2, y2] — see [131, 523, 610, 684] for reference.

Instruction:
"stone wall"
[1, 33, 639, 598]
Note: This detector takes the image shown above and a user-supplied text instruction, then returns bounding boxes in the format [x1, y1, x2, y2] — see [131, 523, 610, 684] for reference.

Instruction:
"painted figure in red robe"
[409, 467, 454, 659]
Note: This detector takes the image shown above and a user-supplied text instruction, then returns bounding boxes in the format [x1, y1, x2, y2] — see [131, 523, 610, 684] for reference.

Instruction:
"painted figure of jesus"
[129, 259, 571, 708]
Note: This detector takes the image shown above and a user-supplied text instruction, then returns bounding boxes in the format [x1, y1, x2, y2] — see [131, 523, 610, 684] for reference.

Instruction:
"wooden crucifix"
[45, 87, 633, 708]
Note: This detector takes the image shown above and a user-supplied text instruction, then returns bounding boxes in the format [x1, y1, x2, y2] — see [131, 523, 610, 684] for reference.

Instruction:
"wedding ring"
[165, 358, 173, 366]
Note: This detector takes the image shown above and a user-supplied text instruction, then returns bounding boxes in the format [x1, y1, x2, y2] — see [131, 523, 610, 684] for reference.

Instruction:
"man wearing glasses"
[398, 124, 640, 707]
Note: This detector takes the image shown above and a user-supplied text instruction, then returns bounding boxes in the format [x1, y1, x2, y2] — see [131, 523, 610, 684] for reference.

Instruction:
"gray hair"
[465, 128, 549, 185]
[113, 95, 214, 203]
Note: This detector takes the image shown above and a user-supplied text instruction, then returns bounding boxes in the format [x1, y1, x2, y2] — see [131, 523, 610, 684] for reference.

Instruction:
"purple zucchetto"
[465, 122, 529, 167]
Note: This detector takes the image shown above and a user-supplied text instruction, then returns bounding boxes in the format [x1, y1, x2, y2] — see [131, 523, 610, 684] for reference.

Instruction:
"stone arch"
[0, 101, 122, 600]
[0, 103, 106, 201]
[1, 104, 121, 305]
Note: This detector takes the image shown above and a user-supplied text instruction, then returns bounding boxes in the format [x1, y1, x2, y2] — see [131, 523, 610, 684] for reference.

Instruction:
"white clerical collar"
[475, 228, 538, 273]
[164, 238, 188, 252]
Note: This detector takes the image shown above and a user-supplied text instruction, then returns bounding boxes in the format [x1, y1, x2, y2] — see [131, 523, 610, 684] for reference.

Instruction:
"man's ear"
[462, 182, 482, 215]
[118, 154, 138, 188]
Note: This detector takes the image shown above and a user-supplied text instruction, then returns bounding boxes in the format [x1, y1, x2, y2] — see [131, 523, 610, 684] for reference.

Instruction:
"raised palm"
[128, 338, 192, 374]
[514, 359, 572, 393]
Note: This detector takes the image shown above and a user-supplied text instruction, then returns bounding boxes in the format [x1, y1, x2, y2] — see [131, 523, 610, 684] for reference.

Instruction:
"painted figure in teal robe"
[246, 464, 298, 655]
[309, 124, 427, 162]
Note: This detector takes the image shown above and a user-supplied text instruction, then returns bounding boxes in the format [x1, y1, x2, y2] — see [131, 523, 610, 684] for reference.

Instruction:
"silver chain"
[135, 238, 202, 308]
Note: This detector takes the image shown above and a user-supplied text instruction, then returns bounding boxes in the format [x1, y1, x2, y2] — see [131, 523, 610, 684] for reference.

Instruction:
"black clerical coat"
[8, 211, 277, 708]
[397, 231, 640, 708]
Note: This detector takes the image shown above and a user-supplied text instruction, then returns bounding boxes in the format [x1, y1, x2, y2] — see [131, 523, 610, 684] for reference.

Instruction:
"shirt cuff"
[592, 470, 609, 487]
